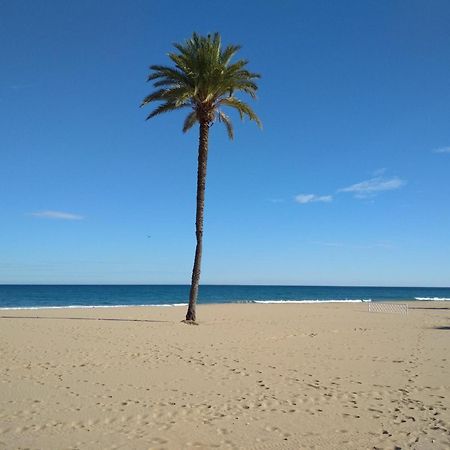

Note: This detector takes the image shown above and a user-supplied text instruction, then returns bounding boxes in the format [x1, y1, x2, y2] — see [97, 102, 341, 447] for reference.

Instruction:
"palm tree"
[142, 32, 261, 323]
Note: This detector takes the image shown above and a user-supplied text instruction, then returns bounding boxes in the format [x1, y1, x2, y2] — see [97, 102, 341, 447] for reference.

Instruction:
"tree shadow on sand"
[410, 306, 450, 310]
[0, 315, 168, 323]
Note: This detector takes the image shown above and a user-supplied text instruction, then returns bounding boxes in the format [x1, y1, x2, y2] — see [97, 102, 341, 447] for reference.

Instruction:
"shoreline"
[1, 297, 450, 311]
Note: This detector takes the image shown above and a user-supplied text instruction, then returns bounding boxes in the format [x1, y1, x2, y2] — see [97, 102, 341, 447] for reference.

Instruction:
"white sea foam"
[142, 303, 188, 307]
[253, 299, 371, 304]
[0, 300, 374, 310]
[0, 303, 189, 311]
[414, 297, 450, 301]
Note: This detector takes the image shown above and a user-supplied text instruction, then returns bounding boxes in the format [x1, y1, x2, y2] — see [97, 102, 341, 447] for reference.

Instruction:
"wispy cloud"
[339, 176, 405, 198]
[372, 168, 387, 176]
[30, 210, 84, 220]
[433, 146, 450, 154]
[288, 170, 404, 206]
[295, 194, 333, 204]
[267, 198, 285, 204]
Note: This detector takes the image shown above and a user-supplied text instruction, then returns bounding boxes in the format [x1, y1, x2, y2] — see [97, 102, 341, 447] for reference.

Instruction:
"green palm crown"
[141, 32, 261, 139]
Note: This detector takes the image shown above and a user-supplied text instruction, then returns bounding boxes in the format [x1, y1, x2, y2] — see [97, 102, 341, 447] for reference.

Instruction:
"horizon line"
[1, 283, 449, 289]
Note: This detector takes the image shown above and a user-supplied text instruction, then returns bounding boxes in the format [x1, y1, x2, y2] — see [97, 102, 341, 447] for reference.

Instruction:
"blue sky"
[1, 0, 449, 286]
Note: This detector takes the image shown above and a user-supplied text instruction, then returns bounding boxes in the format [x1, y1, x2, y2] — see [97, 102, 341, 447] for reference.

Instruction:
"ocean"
[0, 284, 449, 309]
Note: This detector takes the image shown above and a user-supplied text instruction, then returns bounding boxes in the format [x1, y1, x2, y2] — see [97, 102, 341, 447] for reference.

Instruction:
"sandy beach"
[0, 302, 449, 449]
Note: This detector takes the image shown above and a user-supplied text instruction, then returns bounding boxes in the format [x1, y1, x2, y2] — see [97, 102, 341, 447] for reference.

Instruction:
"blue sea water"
[0, 285, 449, 309]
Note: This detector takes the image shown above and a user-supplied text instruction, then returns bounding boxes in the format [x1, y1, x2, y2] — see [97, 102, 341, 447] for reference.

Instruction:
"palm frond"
[225, 60, 249, 74]
[152, 79, 182, 88]
[143, 85, 196, 105]
[145, 101, 189, 120]
[218, 97, 262, 128]
[148, 66, 191, 85]
[141, 89, 168, 106]
[182, 110, 198, 133]
[221, 44, 241, 66]
[217, 111, 234, 140]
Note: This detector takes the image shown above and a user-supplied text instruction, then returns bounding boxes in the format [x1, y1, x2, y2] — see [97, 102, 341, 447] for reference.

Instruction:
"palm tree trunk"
[185, 120, 209, 322]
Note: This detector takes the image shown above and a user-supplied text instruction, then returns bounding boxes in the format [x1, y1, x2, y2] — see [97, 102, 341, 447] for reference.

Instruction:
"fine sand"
[0, 302, 449, 450]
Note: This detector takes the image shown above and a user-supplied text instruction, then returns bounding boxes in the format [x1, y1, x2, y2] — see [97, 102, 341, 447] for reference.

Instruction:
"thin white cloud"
[372, 168, 387, 176]
[30, 210, 84, 220]
[339, 176, 405, 198]
[295, 194, 333, 204]
[267, 198, 285, 203]
[433, 146, 450, 154]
